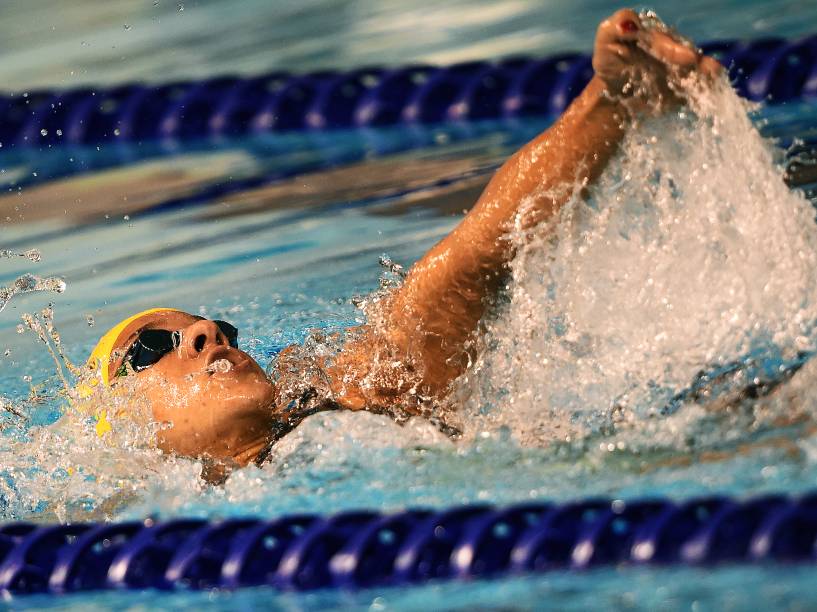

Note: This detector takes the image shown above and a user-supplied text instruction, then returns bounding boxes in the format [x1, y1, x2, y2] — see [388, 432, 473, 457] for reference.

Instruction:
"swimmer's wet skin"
[81, 9, 722, 476]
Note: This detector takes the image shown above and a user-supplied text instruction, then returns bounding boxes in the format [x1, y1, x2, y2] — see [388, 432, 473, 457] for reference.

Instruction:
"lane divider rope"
[1, 35, 816, 148]
[0, 492, 816, 595]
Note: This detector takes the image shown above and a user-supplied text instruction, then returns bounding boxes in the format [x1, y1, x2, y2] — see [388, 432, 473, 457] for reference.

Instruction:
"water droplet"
[0, 274, 67, 314]
[40, 129, 48, 136]
[207, 359, 233, 374]
[55, 129, 62, 137]
[113, 128, 121, 136]
[86, 314, 95, 327]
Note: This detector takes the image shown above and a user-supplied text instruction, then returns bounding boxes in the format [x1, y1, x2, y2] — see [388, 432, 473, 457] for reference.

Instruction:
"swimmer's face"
[112, 311, 276, 463]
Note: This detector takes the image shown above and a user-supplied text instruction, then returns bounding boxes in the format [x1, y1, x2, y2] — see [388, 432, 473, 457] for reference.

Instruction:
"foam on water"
[458, 77, 817, 447]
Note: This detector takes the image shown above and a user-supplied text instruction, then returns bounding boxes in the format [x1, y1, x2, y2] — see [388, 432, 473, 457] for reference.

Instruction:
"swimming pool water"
[2, 0, 817, 91]
[2, 1, 817, 609]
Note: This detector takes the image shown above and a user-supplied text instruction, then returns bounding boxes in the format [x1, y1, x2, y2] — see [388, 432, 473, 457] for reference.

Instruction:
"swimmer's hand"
[592, 9, 722, 112]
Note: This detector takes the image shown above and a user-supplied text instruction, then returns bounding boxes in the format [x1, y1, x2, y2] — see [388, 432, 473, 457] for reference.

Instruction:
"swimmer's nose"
[180, 319, 230, 358]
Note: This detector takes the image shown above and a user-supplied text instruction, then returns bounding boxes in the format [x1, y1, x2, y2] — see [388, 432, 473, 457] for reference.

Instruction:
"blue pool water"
[2, 1, 817, 609]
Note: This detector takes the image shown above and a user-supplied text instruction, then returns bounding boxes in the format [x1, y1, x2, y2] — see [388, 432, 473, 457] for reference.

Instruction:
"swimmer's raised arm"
[328, 9, 721, 412]
[78, 10, 722, 470]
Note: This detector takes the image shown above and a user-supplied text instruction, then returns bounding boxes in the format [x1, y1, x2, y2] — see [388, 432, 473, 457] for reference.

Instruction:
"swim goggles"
[122, 320, 239, 373]
[84, 308, 238, 387]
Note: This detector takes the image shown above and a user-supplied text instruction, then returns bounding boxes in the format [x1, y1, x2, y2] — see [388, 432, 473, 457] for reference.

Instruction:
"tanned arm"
[322, 9, 721, 414]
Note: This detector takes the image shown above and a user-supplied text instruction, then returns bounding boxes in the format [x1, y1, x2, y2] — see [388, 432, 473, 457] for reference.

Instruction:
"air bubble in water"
[40, 129, 47, 137]
[86, 314, 95, 327]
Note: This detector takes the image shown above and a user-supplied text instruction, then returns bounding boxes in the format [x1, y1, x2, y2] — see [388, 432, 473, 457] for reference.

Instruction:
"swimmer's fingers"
[594, 9, 675, 92]
[598, 42, 635, 71]
[594, 8, 642, 50]
[595, 7, 716, 75]
[640, 28, 699, 68]
[610, 42, 635, 63]
[639, 25, 724, 81]
[593, 10, 644, 89]
[698, 55, 725, 80]
[593, 8, 724, 96]
[593, 9, 640, 71]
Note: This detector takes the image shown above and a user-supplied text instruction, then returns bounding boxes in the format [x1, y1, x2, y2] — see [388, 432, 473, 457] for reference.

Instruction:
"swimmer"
[81, 10, 722, 474]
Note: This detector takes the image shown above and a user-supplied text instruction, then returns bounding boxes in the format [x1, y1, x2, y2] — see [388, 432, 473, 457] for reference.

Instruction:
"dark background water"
[1, 0, 815, 91]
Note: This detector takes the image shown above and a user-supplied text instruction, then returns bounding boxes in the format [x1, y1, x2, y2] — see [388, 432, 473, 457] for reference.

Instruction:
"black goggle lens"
[126, 329, 177, 371]
[124, 321, 239, 372]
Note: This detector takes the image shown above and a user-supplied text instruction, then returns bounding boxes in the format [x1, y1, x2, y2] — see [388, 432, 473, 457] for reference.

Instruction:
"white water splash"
[0, 274, 66, 314]
[207, 358, 233, 374]
[459, 79, 817, 445]
[0, 249, 41, 262]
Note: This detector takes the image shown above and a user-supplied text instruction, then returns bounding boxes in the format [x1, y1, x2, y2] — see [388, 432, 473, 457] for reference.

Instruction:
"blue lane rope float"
[1, 35, 816, 150]
[0, 492, 817, 596]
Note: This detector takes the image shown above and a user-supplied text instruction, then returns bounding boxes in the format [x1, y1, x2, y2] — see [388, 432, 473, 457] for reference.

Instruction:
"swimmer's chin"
[139, 354, 278, 467]
[177, 436, 272, 486]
